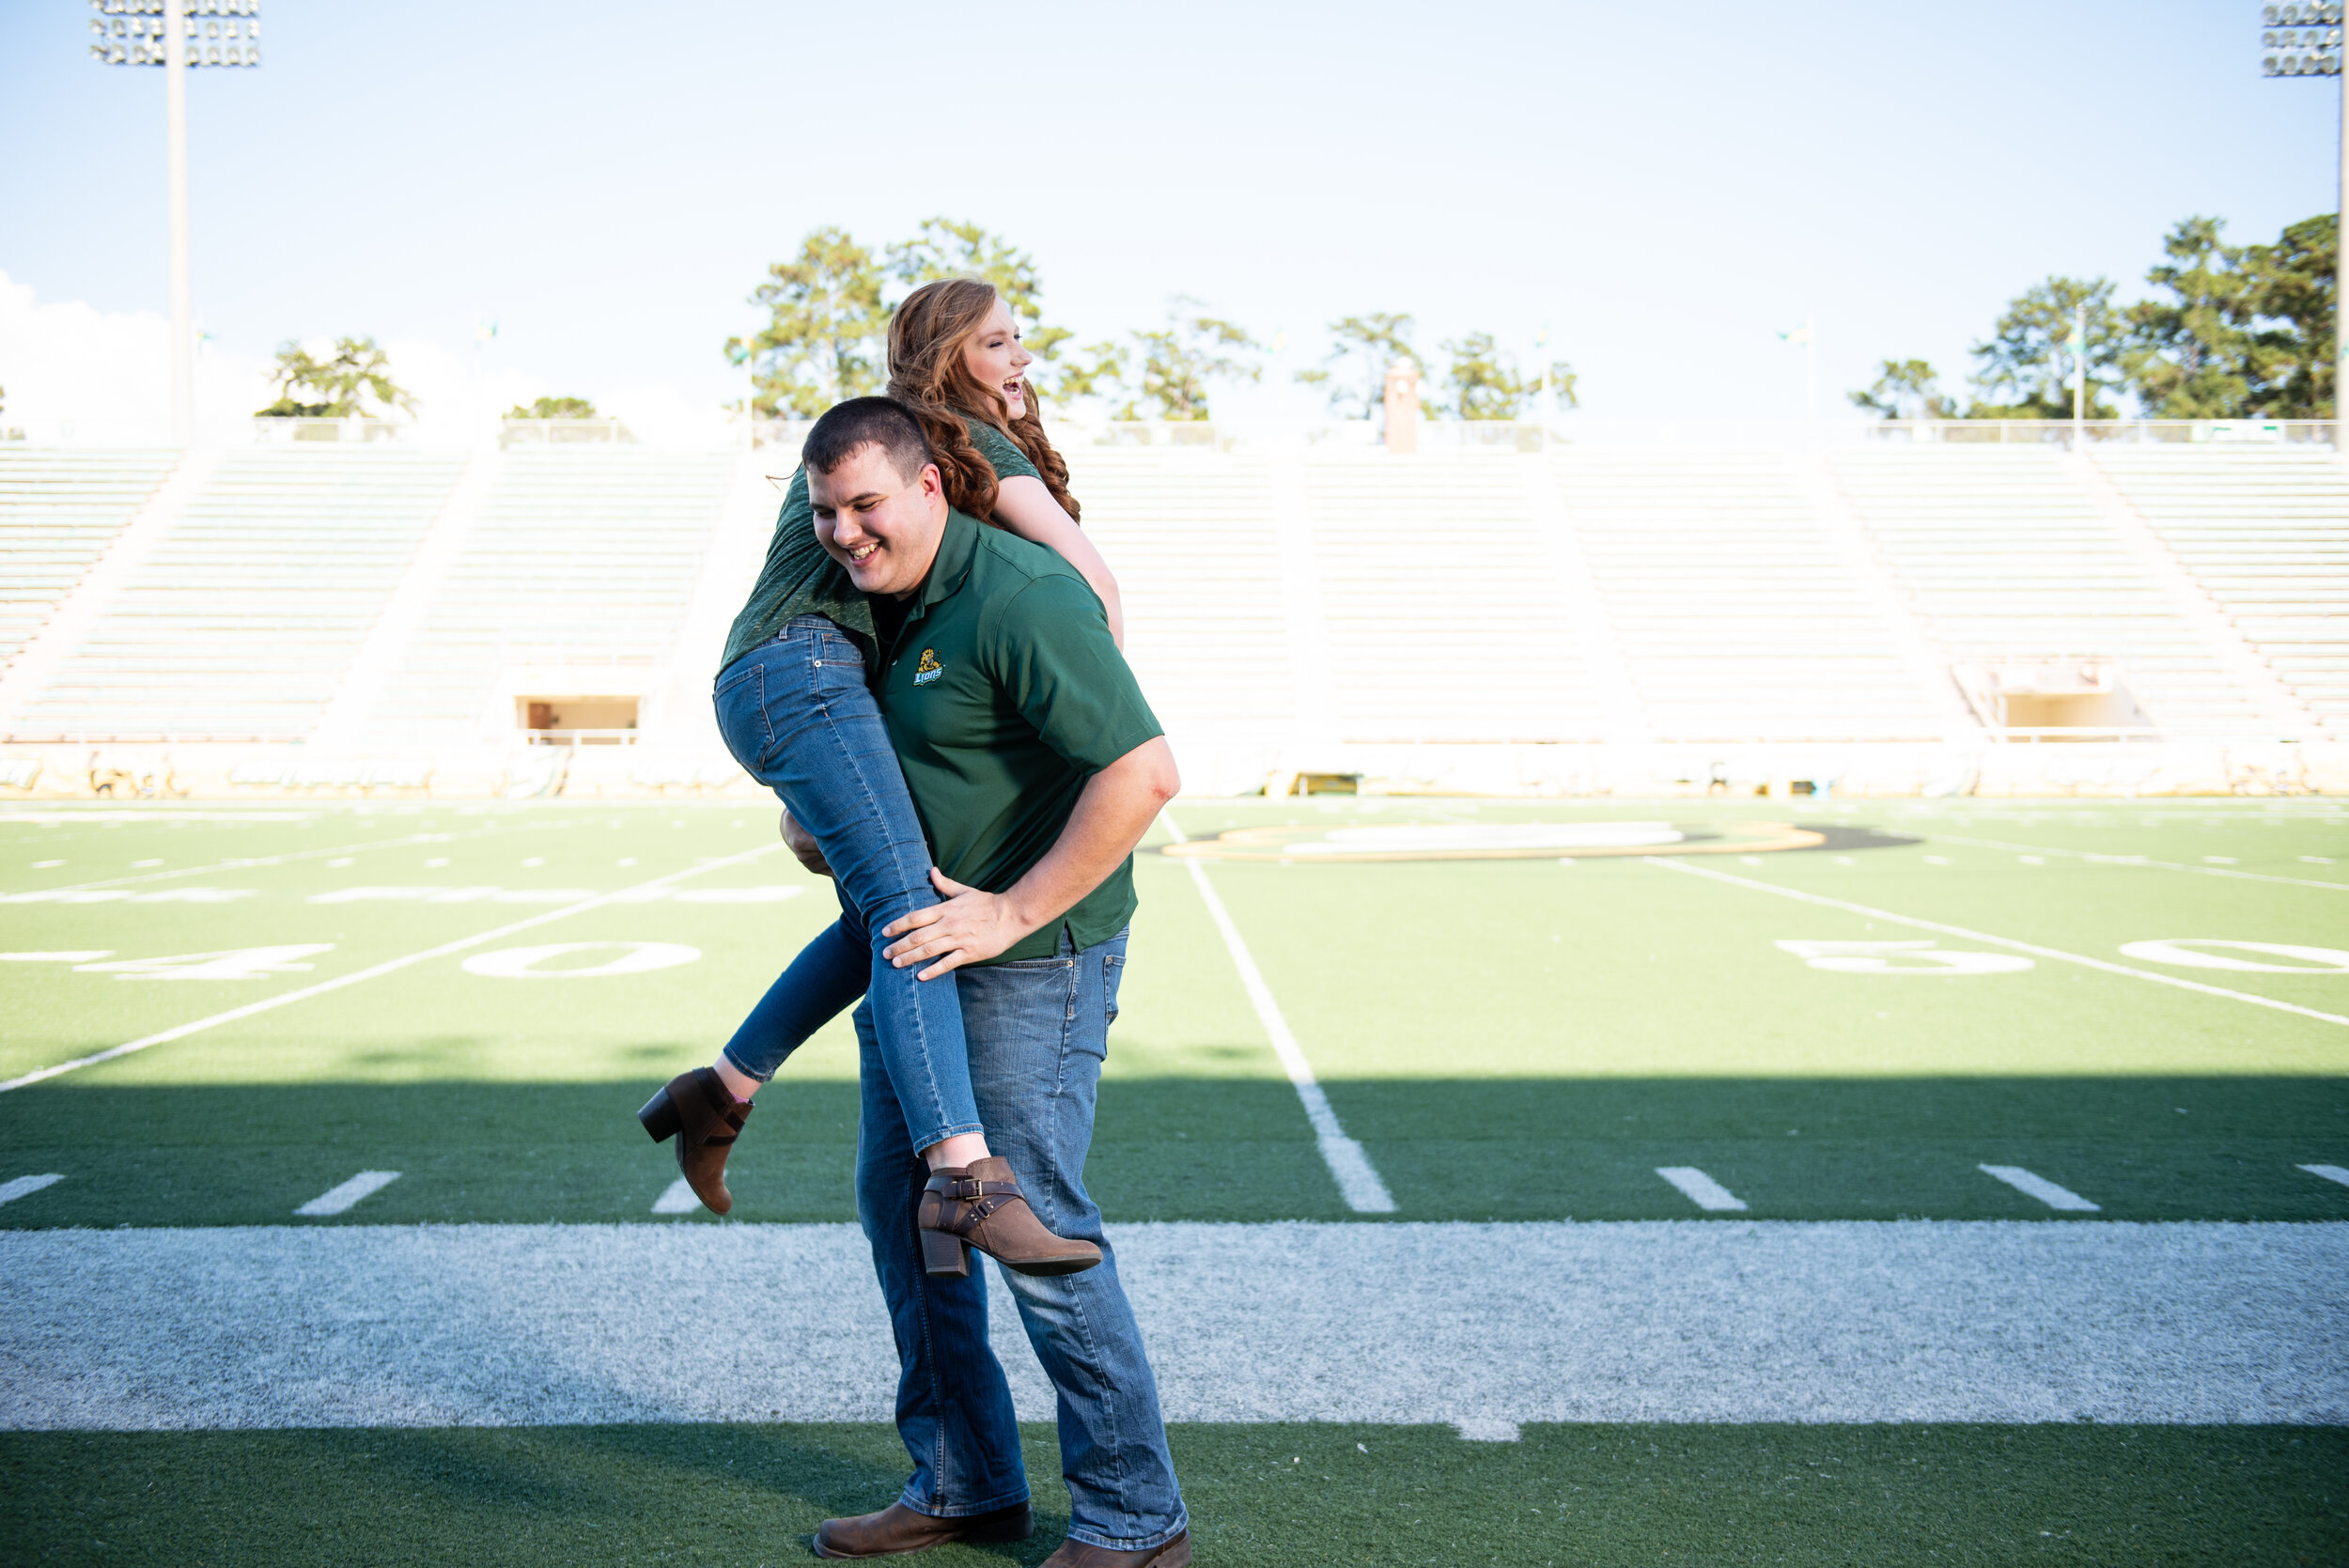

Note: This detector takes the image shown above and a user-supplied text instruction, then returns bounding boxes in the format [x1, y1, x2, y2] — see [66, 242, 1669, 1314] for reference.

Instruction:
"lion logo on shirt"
[912, 648, 943, 687]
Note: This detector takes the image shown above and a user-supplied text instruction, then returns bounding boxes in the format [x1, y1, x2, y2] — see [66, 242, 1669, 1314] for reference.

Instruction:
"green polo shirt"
[718, 420, 1039, 676]
[877, 509, 1163, 964]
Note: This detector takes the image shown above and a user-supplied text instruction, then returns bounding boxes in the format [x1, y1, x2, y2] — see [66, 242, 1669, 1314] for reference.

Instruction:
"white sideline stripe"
[0, 845, 784, 1094]
[1159, 814, 1395, 1214]
[0, 1173, 64, 1206]
[651, 1178, 699, 1215]
[1928, 833, 2349, 894]
[295, 1172, 401, 1217]
[4, 1220, 2342, 1429]
[2300, 1164, 2349, 1188]
[1656, 1166, 1748, 1212]
[1980, 1165, 2101, 1212]
[1646, 857, 2349, 1029]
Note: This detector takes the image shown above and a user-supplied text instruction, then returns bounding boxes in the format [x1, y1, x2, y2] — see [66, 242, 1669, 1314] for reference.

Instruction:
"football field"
[3, 795, 2345, 1564]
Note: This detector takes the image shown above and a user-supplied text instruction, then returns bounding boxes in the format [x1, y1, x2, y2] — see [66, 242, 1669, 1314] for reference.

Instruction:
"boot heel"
[920, 1227, 970, 1278]
[637, 1088, 682, 1143]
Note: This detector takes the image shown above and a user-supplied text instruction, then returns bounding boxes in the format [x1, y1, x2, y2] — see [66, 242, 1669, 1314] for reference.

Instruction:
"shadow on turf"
[2, 1075, 2345, 1227]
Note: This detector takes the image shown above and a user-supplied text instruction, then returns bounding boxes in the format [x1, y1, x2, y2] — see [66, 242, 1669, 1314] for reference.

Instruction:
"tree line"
[734, 219, 1577, 423]
[1853, 212, 2338, 422]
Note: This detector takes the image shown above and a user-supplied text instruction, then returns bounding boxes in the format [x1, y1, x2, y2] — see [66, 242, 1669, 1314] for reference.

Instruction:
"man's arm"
[880, 736, 1178, 981]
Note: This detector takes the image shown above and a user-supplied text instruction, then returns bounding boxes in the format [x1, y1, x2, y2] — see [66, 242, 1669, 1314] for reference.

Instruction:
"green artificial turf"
[3, 1421, 2341, 1566]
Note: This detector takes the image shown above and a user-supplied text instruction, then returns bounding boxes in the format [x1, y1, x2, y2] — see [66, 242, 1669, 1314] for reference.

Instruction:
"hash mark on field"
[2299, 1164, 2349, 1189]
[1656, 1167, 1748, 1212]
[296, 1171, 400, 1217]
[1454, 1420, 1522, 1442]
[1160, 812, 1396, 1215]
[0, 1173, 64, 1205]
[652, 1178, 700, 1215]
[1980, 1165, 2100, 1212]
[1647, 858, 2349, 1029]
[1930, 833, 2349, 893]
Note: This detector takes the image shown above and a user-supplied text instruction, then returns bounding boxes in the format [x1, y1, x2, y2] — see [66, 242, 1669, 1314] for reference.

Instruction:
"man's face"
[809, 442, 950, 598]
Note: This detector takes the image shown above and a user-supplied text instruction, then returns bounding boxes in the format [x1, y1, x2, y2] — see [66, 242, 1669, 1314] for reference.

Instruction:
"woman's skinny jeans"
[710, 615, 982, 1153]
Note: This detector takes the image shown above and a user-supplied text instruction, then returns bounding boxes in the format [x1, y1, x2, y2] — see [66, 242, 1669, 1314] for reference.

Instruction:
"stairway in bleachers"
[0, 448, 180, 673]
[2092, 446, 2349, 734]
[1552, 450, 1947, 740]
[1064, 447, 1296, 747]
[1305, 454, 1605, 742]
[1828, 446, 2264, 732]
[13, 448, 463, 739]
[364, 449, 735, 740]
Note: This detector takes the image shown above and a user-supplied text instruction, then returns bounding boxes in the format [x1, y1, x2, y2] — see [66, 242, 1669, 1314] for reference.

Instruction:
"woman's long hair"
[886, 278, 1081, 526]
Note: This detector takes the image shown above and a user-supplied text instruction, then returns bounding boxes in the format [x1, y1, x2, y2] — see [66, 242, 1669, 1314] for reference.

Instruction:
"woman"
[638, 278, 1119, 1281]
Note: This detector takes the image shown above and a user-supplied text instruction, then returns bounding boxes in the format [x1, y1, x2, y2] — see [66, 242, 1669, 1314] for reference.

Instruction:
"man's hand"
[881, 868, 1037, 982]
[780, 807, 832, 877]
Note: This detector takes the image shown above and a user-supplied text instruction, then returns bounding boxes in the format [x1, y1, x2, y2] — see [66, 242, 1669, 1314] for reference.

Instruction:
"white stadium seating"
[1827, 446, 2266, 733]
[0, 436, 2338, 784]
[2092, 446, 2349, 734]
[13, 448, 465, 738]
[0, 447, 179, 673]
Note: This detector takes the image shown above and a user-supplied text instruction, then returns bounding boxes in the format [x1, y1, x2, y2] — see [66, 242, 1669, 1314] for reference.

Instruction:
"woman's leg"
[709, 620, 987, 1161]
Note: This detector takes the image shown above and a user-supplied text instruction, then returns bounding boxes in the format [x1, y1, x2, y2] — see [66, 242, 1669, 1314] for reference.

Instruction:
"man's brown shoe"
[636, 1067, 751, 1215]
[1038, 1529, 1190, 1567]
[811, 1499, 1034, 1559]
[918, 1157, 1102, 1278]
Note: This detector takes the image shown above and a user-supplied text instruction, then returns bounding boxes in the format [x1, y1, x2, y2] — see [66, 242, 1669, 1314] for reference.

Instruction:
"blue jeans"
[854, 925, 1187, 1553]
[711, 616, 983, 1152]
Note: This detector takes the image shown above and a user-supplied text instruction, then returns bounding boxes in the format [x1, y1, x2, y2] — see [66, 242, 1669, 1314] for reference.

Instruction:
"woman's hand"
[880, 868, 1038, 980]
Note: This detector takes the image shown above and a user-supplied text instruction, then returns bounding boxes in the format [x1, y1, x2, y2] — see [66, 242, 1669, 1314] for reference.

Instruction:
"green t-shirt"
[876, 509, 1162, 964]
[717, 418, 1039, 676]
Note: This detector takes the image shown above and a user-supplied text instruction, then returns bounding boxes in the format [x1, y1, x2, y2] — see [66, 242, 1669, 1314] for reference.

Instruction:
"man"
[786, 398, 1189, 1567]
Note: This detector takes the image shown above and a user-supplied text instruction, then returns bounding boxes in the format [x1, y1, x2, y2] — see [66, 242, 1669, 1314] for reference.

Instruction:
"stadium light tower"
[88, 0, 263, 445]
[2261, 4, 2346, 415]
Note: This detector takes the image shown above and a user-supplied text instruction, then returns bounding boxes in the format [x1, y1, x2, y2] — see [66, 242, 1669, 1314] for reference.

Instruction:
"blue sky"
[0, 0, 2339, 424]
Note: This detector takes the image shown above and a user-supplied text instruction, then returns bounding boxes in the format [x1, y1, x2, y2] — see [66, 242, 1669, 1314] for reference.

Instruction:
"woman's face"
[961, 298, 1034, 419]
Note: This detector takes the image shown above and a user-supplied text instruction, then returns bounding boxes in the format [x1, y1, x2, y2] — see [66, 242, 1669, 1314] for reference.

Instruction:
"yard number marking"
[652, 1177, 701, 1215]
[1651, 858, 2349, 1028]
[2116, 940, 2349, 974]
[73, 946, 333, 981]
[0, 1173, 64, 1206]
[460, 941, 701, 979]
[2299, 1164, 2349, 1189]
[1776, 939, 2033, 975]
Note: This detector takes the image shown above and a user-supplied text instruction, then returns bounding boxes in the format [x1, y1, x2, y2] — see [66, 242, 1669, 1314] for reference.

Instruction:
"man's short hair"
[803, 396, 934, 484]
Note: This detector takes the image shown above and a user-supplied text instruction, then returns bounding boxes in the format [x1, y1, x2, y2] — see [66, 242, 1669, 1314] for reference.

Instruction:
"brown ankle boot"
[636, 1067, 751, 1215]
[918, 1157, 1102, 1278]
[813, 1499, 1033, 1559]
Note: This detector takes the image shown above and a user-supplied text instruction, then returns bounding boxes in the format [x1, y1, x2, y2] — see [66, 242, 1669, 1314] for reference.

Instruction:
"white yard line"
[1647, 857, 2349, 1029]
[1655, 1166, 1748, 1212]
[13, 827, 513, 896]
[1979, 1165, 2101, 1212]
[0, 845, 782, 1093]
[1925, 832, 2349, 894]
[295, 1172, 401, 1217]
[6, 1219, 2344, 1428]
[651, 1178, 700, 1215]
[1159, 814, 1395, 1214]
[0, 1173, 64, 1206]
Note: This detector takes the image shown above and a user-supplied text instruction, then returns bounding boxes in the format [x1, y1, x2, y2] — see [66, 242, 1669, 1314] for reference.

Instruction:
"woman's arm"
[990, 474, 1125, 648]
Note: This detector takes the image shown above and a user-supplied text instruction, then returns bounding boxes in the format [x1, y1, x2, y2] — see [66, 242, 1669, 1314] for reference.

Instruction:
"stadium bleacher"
[1826, 446, 2268, 733]
[2092, 445, 2349, 735]
[1553, 449, 1949, 740]
[362, 449, 736, 741]
[0, 447, 180, 673]
[12, 448, 465, 738]
[1064, 447, 1299, 750]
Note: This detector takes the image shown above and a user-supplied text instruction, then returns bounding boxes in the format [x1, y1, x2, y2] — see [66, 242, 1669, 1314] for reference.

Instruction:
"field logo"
[912, 648, 943, 687]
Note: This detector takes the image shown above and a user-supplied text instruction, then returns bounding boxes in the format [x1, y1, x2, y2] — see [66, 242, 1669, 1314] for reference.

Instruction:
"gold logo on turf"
[912, 648, 943, 687]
